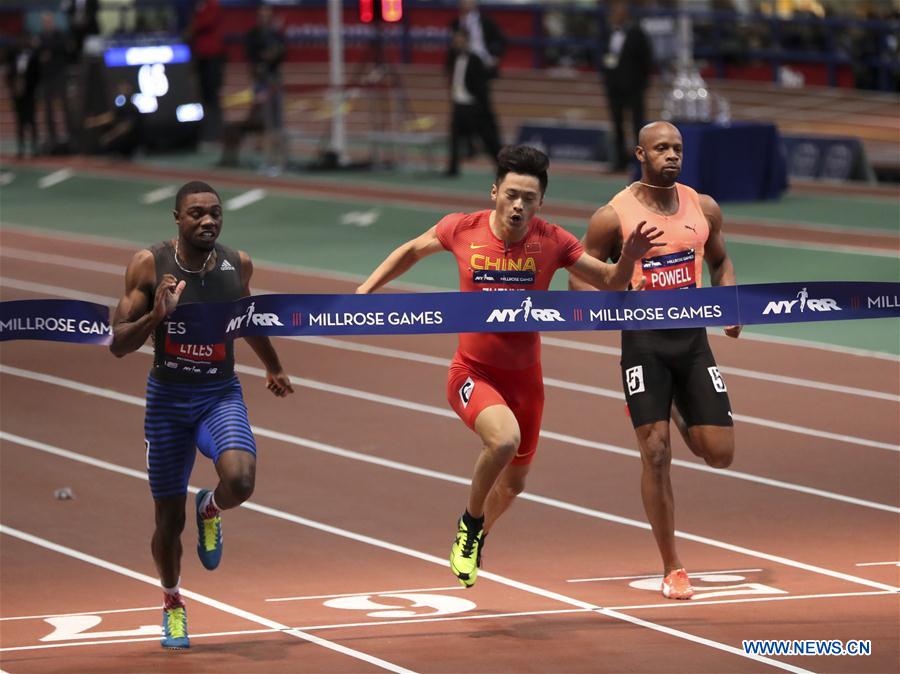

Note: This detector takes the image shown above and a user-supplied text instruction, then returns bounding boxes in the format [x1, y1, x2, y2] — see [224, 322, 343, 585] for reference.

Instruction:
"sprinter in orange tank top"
[358, 145, 663, 588]
[570, 121, 741, 600]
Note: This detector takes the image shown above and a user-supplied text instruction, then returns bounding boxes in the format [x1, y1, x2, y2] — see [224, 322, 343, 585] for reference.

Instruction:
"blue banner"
[0, 282, 897, 344]
[170, 281, 899, 342]
[0, 300, 112, 344]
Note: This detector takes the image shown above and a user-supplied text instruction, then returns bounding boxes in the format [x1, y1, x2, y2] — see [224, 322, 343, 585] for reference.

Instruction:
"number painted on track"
[324, 592, 475, 618]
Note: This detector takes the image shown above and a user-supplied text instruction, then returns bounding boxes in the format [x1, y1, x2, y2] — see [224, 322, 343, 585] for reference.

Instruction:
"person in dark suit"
[451, 0, 506, 79]
[445, 27, 502, 177]
[601, 0, 653, 171]
[6, 35, 41, 158]
[61, 0, 100, 60]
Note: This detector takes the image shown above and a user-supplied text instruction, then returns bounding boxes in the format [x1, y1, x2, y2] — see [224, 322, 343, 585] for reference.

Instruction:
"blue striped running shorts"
[144, 374, 256, 500]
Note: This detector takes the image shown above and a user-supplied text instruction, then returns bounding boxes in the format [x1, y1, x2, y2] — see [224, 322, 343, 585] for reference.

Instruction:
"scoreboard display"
[95, 42, 202, 150]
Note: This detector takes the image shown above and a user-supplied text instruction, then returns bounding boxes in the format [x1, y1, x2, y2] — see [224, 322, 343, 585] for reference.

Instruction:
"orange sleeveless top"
[609, 183, 708, 291]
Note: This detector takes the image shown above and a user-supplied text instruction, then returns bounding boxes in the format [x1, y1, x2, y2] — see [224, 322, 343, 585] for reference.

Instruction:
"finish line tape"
[1, 281, 897, 344]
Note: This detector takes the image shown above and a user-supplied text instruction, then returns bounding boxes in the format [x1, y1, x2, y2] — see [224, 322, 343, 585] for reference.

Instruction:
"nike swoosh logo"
[469, 243, 489, 249]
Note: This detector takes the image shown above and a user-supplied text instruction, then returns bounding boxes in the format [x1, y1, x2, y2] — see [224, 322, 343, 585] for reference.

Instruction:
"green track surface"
[1, 163, 897, 354]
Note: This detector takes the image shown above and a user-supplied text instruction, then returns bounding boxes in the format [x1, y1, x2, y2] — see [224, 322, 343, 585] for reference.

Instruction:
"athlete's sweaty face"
[637, 125, 683, 185]
[175, 192, 223, 252]
[491, 172, 543, 232]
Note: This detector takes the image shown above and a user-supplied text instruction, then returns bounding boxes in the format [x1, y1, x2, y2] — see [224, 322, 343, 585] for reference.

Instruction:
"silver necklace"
[636, 181, 676, 189]
[174, 240, 214, 274]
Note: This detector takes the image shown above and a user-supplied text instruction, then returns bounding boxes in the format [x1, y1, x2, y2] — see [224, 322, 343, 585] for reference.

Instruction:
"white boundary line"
[2, 275, 897, 452]
[0, 437, 817, 673]
[855, 561, 900, 567]
[0, 606, 158, 622]
[0, 525, 415, 674]
[1, 592, 893, 655]
[2, 360, 898, 514]
[267, 586, 465, 602]
[567, 568, 764, 583]
[2, 428, 898, 596]
[1, 222, 898, 359]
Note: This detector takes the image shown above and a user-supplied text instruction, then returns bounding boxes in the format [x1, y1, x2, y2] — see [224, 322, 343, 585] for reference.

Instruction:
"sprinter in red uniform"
[571, 122, 741, 600]
[357, 145, 663, 587]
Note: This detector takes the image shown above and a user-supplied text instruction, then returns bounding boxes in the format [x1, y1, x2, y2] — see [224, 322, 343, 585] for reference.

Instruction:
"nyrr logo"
[762, 287, 842, 315]
[226, 301, 284, 334]
[486, 296, 565, 323]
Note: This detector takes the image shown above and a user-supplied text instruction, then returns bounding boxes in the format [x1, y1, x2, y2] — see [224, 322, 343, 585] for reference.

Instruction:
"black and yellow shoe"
[449, 516, 484, 588]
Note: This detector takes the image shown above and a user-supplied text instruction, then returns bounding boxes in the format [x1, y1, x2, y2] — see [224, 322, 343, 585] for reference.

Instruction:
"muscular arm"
[568, 206, 662, 291]
[239, 251, 293, 396]
[109, 250, 181, 357]
[700, 194, 741, 337]
[356, 226, 446, 294]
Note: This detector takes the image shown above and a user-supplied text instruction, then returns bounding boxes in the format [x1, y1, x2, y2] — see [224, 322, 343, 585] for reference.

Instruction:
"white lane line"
[0, 172, 15, 186]
[855, 561, 900, 567]
[1, 249, 125, 275]
[225, 188, 266, 210]
[4, 590, 894, 655]
[0, 439, 815, 673]
[267, 586, 465, 602]
[0, 525, 416, 674]
[726, 233, 899, 258]
[2, 220, 898, 360]
[607, 590, 898, 611]
[2, 262, 896, 403]
[3, 427, 898, 598]
[36, 169, 73, 189]
[568, 568, 764, 583]
[140, 185, 177, 205]
[3, 361, 898, 514]
[0, 606, 158, 622]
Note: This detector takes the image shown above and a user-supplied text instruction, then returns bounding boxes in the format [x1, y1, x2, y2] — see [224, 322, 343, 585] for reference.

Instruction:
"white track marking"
[855, 561, 900, 567]
[2, 221, 898, 359]
[0, 525, 416, 674]
[140, 185, 177, 205]
[3, 590, 894, 655]
[2, 429, 898, 596]
[224, 188, 266, 210]
[568, 568, 763, 583]
[0, 442, 816, 673]
[1, 606, 158, 622]
[3, 361, 897, 515]
[267, 586, 465, 602]
[726, 233, 899, 258]
[36, 169, 73, 189]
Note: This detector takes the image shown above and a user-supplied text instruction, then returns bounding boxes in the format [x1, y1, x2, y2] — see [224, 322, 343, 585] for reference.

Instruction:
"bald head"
[638, 121, 681, 148]
[635, 121, 683, 184]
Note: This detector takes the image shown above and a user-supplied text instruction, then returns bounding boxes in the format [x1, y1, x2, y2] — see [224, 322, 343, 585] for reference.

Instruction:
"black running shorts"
[620, 327, 733, 429]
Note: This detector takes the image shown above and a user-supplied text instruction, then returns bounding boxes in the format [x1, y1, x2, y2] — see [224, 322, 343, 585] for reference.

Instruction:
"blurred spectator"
[601, 0, 652, 171]
[60, 0, 99, 60]
[218, 91, 266, 168]
[185, 0, 226, 142]
[444, 26, 502, 177]
[246, 4, 287, 173]
[6, 34, 41, 158]
[451, 0, 505, 79]
[83, 81, 143, 158]
[37, 12, 71, 153]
